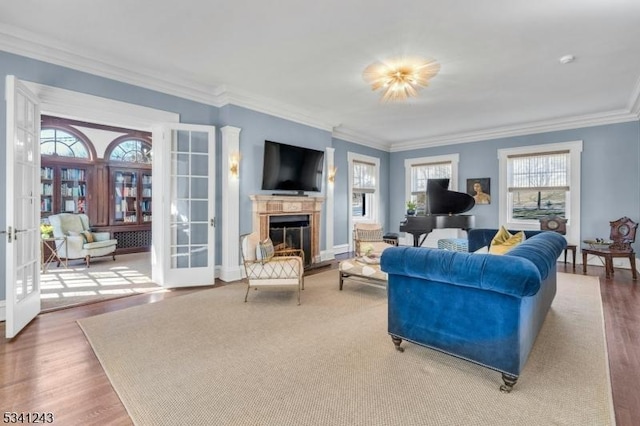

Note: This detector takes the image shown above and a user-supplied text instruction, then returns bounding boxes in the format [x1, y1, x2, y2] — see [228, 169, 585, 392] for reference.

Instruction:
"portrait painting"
[467, 178, 491, 205]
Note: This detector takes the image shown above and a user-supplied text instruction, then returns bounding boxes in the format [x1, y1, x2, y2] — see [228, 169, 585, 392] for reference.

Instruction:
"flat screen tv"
[261, 140, 325, 194]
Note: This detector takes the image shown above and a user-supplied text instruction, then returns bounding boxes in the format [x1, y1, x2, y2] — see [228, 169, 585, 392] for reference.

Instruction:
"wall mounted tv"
[261, 140, 325, 195]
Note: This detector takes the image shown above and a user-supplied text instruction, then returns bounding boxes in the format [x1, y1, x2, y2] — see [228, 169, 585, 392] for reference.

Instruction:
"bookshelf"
[111, 167, 152, 226]
[40, 162, 90, 218]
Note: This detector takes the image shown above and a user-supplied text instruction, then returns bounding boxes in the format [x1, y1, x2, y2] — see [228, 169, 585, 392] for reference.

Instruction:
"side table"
[41, 237, 68, 273]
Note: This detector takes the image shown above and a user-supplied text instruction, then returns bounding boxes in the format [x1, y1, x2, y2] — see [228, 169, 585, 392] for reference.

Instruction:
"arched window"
[108, 138, 152, 164]
[40, 128, 90, 158]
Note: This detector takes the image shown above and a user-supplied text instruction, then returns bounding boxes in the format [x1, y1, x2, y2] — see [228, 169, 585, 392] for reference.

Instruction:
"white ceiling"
[1, 0, 640, 151]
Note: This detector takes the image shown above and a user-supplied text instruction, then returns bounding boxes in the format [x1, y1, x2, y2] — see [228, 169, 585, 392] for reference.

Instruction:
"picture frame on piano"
[467, 178, 491, 205]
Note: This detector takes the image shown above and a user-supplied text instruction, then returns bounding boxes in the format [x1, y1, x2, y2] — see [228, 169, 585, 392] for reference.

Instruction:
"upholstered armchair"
[353, 223, 397, 257]
[47, 213, 118, 267]
[240, 232, 304, 304]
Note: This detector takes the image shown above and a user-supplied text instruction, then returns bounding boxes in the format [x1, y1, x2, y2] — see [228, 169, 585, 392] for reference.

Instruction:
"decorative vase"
[406, 209, 416, 216]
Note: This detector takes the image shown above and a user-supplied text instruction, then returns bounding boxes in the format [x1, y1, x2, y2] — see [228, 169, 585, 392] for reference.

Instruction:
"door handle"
[0, 226, 12, 242]
[14, 228, 27, 241]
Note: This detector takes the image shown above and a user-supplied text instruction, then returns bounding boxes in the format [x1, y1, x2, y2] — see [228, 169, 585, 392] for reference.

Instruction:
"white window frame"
[404, 153, 460, 202]
[403, 154, 460, 247]
[348, 152, 380, 253]
[498, 140, 582, 246]
[348, 152, 380, 224]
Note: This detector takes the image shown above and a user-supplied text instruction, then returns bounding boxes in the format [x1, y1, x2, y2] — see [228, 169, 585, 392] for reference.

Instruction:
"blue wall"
[388, 121, 640, 252]
[220, 104, 333, 247]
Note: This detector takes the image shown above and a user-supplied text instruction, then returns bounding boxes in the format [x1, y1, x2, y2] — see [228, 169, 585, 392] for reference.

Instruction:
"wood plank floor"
[1, 262, 638, 425]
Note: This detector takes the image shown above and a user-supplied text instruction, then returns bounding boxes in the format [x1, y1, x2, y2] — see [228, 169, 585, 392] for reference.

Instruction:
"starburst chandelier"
[363, 57, 440, 102]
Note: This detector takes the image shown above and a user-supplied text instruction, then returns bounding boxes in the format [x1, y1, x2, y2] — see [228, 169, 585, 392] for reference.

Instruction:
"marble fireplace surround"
[250, 195, 324, 264]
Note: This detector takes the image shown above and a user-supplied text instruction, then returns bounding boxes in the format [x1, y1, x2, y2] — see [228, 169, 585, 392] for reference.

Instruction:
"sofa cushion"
[84, 239, 117, 250]
[490, 227, 525, 254]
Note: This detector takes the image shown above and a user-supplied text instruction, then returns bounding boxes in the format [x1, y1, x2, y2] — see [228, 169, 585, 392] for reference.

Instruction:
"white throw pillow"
[474, 245, 489, 254]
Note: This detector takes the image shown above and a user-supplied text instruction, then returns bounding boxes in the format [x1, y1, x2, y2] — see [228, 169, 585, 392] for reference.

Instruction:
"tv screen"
[261, 140, 325, 193]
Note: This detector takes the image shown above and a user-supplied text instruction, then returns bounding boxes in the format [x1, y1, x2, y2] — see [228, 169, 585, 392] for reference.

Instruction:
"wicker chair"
[353, 223, 397, 257]
[240, 232, 305, 304]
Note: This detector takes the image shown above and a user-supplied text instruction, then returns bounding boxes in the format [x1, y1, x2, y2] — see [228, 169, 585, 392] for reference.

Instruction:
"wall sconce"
[229, 152, 240, 179]
[327, 166, 337, 183]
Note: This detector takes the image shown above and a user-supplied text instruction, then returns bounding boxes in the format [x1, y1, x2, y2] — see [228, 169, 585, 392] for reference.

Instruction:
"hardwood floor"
[1, 262, 638, 425]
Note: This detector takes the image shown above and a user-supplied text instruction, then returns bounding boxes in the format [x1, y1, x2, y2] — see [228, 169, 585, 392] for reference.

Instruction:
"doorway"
[22, 81, 180, 311]
[39, 115, 159, 311]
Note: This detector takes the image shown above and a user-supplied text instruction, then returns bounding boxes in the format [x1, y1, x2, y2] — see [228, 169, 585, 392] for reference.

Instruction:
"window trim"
[348, 152, 380, 223]
[105, 134, 153, 165]
[404, 153, 460, 203]
[498, 140, 582, 245]
[40, 124, 97, 161]
[348, 152, 380, 253]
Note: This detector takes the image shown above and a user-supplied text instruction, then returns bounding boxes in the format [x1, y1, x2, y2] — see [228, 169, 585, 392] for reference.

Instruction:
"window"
[405, 154, 459, 214]
[108, 138, 152, 164]
[40, 128, 90, 158]
[498, 141, 582, 243]
[351, 157, 377, 220]
[508, 151, 569, 220]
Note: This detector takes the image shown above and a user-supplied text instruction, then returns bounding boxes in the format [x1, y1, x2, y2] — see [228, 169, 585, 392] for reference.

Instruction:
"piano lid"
[426, 179, 475, 215]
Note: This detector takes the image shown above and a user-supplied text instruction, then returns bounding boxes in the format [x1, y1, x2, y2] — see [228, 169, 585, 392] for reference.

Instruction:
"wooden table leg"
[582, 251, 588, 275]
[604, 255, 613, 279]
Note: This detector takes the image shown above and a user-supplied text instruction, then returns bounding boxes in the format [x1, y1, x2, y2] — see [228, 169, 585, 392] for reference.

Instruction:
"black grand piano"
[400, 179, 475, 247]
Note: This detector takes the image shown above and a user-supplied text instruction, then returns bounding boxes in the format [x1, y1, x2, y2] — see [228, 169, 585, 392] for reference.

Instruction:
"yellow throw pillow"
[81, 230, 95, 243]
[489, 226, 525, 255]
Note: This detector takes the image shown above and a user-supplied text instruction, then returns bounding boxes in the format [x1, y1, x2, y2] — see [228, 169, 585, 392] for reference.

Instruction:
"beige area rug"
[78, 271, 613, 426]
[42, 252, 162, 311]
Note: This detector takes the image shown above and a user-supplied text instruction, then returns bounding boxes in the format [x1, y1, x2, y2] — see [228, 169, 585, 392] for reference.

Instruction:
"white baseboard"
[219, 266, 243, 283]
[332, 244, 350, 255]
[0, 300, 5, 322]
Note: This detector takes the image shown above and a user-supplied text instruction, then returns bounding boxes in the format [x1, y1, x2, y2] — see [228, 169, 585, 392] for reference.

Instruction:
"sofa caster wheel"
[500, 373, 518, 393]
[391, 336, 404, 352]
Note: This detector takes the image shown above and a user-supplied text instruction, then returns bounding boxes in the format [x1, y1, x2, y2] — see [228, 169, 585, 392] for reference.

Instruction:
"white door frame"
[22, 84, 180, 285]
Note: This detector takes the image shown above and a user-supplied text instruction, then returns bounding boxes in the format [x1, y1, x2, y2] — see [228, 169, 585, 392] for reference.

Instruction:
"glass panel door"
[161, 124, 215, 286]
[5, 75, 41, 338]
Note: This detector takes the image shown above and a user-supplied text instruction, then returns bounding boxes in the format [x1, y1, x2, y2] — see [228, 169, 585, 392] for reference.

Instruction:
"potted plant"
[40, 223, 53, 239]
[406, 200, 417, 216]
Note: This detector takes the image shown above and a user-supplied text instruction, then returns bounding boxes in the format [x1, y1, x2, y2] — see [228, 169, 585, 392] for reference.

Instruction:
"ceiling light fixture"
[363, 56, 440, 102]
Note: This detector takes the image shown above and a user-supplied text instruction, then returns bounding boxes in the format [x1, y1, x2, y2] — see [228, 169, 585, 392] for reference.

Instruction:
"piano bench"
[437, 238, 469, 252]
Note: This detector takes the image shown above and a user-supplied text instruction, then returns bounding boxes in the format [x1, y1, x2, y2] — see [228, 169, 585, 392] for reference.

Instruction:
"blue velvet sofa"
[380, 231, 566, 392]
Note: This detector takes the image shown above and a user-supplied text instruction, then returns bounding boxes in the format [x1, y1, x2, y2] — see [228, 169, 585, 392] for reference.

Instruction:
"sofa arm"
[381, 246, 542, 298]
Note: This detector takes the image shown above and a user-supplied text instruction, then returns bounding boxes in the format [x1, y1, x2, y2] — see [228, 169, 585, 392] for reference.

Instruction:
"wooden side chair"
[539, 216, 577, 270]
[582, 217, 637, 280]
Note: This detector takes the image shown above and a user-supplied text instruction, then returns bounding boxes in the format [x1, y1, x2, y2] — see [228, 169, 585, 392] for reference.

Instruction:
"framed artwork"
[467, 178, 491, 205]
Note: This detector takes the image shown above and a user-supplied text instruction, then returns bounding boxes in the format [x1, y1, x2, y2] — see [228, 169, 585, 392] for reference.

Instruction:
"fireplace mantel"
[250, 195, 324, 263]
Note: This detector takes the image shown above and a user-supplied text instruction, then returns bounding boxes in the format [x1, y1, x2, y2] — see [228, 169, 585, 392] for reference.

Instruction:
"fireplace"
[250, 195, 324, 264]
[269, 215, 311, 266]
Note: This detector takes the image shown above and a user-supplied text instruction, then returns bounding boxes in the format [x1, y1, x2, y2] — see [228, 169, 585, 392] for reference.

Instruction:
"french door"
[154, 124, 216, 287]
[5, 76, 41, 338]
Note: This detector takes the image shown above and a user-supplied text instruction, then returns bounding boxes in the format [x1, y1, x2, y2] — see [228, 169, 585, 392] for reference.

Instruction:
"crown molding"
[628, 76, 640, 118]
[0, 24, 219, 106]
[389, 109, 639, 152]
[215, 87, 338, 132]
[331, 127, 390, 152]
